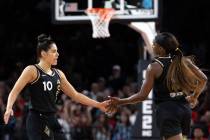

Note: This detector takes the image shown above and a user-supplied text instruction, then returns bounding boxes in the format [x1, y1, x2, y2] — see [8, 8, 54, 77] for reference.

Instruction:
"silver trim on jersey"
[31, 65, 40, 85]
[154, 58, 164, 68]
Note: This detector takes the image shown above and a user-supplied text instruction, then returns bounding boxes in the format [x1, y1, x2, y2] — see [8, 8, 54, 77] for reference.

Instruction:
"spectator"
[108, 65, 125, 94]
[92, 112, 111, 140]
[112, 108, 131, 140]
[192, 125, 208, 140]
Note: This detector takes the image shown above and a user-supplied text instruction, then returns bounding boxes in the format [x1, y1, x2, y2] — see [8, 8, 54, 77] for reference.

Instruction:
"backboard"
[52, 0, 159, 23]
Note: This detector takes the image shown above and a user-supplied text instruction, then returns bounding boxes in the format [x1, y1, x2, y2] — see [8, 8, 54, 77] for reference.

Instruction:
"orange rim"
[86, 8, 115, 21]
[86, 8, 114, 13]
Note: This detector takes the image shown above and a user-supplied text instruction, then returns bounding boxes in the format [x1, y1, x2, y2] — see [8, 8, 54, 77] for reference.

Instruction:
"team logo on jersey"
[44, 125, 50, 136]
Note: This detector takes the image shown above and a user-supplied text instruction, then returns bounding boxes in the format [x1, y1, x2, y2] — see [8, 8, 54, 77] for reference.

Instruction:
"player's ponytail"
[154, 32, 198, 94]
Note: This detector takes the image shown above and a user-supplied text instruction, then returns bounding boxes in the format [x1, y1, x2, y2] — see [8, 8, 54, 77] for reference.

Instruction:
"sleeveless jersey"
[27, 65, 61, 113]
[153, 57, 187, 104]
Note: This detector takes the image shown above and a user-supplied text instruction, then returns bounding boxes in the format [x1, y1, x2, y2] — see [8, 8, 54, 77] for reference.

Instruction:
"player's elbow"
[196, 73, 208, 88]
[197, 77, 208, 94]
[200, 76, 208, 87]
[65, 90, 79, 101]
[199, 71, 208, 83]
[136, 94, 148, 103]
[204, 75, 208, 82]
[203, 78, 208, 88]
[141, 95, 148, 101]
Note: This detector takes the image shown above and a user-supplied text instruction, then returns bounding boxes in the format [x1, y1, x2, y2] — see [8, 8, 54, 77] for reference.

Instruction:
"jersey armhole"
[30, 65, 40, 85]
[153, 59, 165, 81]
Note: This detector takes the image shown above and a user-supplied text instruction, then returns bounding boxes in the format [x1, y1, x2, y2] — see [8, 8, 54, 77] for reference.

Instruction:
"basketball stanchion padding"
[85, 8, 115, 38]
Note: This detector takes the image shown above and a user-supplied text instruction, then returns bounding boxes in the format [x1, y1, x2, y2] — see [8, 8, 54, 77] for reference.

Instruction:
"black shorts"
[155, 101, 191, 139]
[26, 110, 66, 140]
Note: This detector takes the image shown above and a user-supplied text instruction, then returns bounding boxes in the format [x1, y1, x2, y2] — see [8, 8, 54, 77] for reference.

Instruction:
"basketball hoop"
[85, 8, 115, 38]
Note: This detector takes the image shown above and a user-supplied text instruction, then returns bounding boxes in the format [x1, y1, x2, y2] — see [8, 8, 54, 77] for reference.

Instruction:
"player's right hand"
[4, 109, 14, 124]
[105, 96, 120, 114]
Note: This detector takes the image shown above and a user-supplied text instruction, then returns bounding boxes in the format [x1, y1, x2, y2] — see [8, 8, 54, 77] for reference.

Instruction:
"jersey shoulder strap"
[31, 65, 40, 85]
[153, 58, 164, 68]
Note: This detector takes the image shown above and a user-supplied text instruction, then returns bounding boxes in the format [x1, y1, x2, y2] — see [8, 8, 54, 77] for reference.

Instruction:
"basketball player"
[4, 34, 108, 140]
[106, 32, 208, 140]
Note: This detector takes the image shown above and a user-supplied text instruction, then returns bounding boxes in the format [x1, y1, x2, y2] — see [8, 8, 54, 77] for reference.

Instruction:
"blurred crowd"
[0, 0, 210, 139]
[0, 64, 140, 140]
[0, 25, 210, 140]
[0, 62, 210, 140]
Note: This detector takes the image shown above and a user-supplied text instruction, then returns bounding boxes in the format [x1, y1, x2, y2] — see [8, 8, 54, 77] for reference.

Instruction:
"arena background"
[0, 0, 210, 140]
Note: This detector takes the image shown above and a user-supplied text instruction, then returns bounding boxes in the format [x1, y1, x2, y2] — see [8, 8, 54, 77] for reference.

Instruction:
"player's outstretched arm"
[185, 58, 208, 98]
[4, 65, 36, 124]
[107, 63, 156, 113]
[58, 69, 108, 112]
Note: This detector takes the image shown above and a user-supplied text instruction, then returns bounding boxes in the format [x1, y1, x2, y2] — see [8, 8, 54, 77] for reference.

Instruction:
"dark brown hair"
[36, 34, 55, 59]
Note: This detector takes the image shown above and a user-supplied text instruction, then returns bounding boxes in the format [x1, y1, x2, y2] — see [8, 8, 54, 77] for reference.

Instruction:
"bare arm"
[185, 58, 208, 98]
[113, 63, 156, 105]
[58, 70, 107, 111]
[4, 65, 36, 124]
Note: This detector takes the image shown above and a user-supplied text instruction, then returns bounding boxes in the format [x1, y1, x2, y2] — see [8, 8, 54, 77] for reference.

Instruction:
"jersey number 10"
[43, 81, 53, 91]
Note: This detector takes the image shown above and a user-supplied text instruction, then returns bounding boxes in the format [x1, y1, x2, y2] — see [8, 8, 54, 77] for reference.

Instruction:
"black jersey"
[27, 65, 61, 113]
[153, 57, 187, 104]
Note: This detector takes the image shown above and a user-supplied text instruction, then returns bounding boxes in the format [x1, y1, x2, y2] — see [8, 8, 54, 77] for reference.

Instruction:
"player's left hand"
[185, 95, 198, 108]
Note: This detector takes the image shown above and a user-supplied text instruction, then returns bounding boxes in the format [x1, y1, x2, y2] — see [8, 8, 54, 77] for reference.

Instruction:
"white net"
[86, 8, 115, 38]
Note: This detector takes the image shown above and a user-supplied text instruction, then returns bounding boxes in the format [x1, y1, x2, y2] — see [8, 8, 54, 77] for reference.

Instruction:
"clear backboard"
[52, 0, 159, 23]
